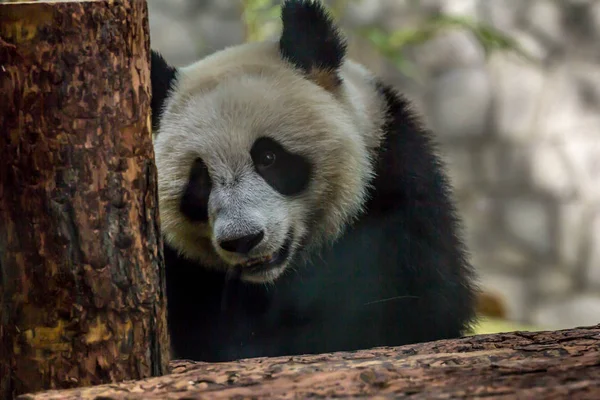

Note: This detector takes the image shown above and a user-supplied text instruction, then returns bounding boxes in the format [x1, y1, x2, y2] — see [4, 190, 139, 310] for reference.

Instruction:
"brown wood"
[0, 1, 169, 399]
[14, 324, 600, 399]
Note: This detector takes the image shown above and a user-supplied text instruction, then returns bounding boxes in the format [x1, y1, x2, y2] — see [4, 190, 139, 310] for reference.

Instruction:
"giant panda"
[150, 0, 478, 362]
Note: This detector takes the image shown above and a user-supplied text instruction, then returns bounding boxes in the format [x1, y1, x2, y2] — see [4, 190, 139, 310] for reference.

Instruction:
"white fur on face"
[153, 41, 385, 283]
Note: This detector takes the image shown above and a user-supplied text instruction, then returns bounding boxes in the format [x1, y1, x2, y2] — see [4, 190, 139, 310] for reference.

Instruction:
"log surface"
[21, 324, 600, 399]
[0, 1, 169, 399]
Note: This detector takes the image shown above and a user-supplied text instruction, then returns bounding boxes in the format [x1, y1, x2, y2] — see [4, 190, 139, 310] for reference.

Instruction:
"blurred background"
[147, 0, 600, 334]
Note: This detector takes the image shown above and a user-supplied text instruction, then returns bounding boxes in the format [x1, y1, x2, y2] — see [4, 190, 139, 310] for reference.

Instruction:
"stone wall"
[147, 0, 600, 330]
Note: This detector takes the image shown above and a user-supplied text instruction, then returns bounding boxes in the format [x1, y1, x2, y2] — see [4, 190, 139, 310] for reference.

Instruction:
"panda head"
[152, 0, 378, 283]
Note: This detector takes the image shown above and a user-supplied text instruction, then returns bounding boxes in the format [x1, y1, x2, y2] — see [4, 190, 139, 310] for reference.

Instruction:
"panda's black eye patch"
[251, 137, 311, 196]
[179, 157, 212, 222]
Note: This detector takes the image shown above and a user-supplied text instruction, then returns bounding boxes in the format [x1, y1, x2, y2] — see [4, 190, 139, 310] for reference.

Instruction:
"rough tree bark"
[0, 1, 169, 399]
[15, 324, 600, 399]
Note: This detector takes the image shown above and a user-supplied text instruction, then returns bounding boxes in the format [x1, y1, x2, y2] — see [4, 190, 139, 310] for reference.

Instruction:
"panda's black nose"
[218, 231, 265, 254]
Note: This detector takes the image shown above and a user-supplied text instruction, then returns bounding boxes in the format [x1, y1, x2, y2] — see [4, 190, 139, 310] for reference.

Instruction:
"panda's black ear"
[151, 50, 177, 133]
[279, 0, 347, 92]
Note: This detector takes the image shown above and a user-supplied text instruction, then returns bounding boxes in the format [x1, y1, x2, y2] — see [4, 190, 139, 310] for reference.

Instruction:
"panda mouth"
[237, 234, 294, 275]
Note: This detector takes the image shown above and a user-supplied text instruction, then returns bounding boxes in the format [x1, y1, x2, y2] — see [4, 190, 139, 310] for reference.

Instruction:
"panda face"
[153, 42, 375, 283]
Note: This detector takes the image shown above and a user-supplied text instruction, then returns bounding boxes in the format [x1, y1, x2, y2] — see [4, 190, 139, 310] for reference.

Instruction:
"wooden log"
[16, 324, 600, 399]
[0, 1, 169, 399]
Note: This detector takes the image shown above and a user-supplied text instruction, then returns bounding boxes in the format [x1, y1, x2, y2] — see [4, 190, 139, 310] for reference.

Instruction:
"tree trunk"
[0, 1, 170, 399]
[15, 324, 600, 399]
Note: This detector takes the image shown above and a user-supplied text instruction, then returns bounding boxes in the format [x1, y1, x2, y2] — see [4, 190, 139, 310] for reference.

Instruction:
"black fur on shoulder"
[279, 0, 347, 81]
[150, 50, 177, 133]
[367, 78, 479, 340]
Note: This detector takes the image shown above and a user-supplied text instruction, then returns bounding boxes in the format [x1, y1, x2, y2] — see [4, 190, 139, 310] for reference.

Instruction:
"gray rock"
[510, 29, 549, 62]
[440, 0, 478, 18]
[490, 240, 532, 273]
[147, 0, 205, 20]
[456, 193, 503, 258]
[210, 1, 243, 19]
[592, 2, 600, 39]
[477, 0, 529, 33]
[526, 0, 564, 46]
[190, 15, 245, 56]
[503, 198, 552, 256]
[479, 142, 530, 189]
[557, 201, 587, 271]
[532, 266, 574, 299]
[530, 144, 577, 199]
[560, 0, 600, 48]
[148, 12, 199, 67]
[584, 211, 600, 290]
[385, 1, 424, 20]
[562, 138, 600, 202]
[470, 237, 531, 275]
[379, 1, 421, 33]
[427, 67, 492, 138]
[414, 30, 486, 74]
[571, 61, 600, 110]
[415, 0, 444, 12]
[487, 53, 547, 142]
[438, 145, 476, 194]
[536, 64, 600, 142]
[343, 0, 385, 27]
[532, 293, 600, 330]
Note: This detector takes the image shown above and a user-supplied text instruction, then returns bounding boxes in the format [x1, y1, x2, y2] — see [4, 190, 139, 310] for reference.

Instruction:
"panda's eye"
[251, 136, 312, 196]
[257, 151, 276, 168]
